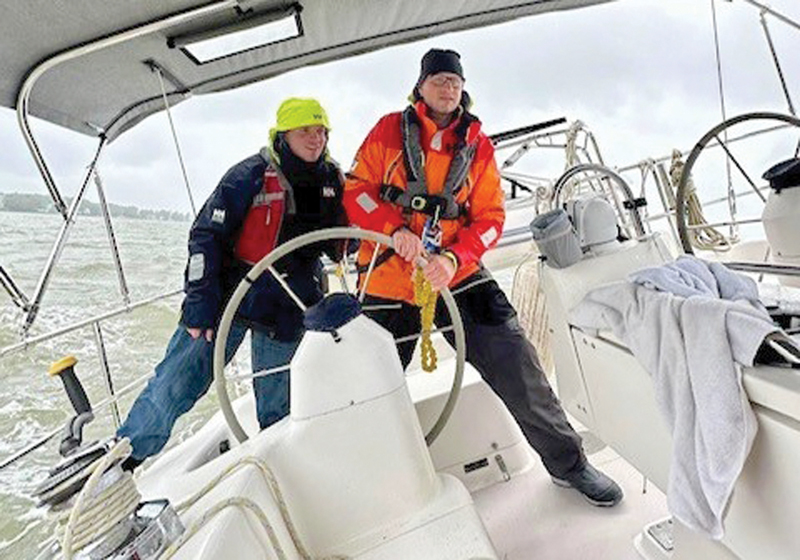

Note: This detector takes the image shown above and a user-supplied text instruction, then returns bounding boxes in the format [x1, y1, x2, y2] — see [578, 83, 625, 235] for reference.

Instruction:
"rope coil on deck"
[56, 439, 141, 558]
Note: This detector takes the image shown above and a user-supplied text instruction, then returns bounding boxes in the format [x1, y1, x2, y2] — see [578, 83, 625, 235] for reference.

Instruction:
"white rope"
[564, 121, 582, 170]
[558, 122, 583, 206]
[162, 497, 287, 560]
[54, 449, 349, 560]
[58, 439, 141, 558]
[669, 150, 732, 252]
[172, 456, 348, 560]
[558, 121, 612, 210]
[510, 252, 554, 379]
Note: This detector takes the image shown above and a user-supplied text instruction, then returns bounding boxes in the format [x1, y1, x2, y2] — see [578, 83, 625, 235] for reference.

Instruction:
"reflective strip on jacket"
[344, 101, 505, 303]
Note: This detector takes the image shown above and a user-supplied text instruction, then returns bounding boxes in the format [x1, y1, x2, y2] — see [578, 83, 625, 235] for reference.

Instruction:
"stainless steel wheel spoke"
[337, 249, 352, 294]
[267, 265, 307, 311]
[713, 134, 766, 202]
[228, 364, 291, 382]
[359, 242, 382, 303]
[395, 324, 455, 345]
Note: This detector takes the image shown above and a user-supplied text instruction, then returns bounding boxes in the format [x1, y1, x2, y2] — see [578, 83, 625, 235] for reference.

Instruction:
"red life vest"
[234, 165, 292, 265]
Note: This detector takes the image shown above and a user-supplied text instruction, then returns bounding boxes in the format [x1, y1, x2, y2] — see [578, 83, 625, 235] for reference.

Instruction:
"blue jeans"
[117, 322, 300, 461]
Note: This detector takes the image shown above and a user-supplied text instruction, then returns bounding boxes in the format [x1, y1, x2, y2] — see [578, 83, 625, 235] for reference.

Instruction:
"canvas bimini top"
[2, 0, 612, 142]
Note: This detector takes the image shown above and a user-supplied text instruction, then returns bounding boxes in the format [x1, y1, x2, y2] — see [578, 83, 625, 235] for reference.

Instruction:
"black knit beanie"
[417, 49, 464, 85]
[411, 49, 471, 106]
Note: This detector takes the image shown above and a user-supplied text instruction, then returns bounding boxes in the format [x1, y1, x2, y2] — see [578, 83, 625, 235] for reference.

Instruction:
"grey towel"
[629, 255, 764, 306]
[570, 258, 778, 539]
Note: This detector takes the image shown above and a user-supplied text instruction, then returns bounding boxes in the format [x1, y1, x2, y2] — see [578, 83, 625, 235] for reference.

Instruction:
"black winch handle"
[49, 356, 92, 415]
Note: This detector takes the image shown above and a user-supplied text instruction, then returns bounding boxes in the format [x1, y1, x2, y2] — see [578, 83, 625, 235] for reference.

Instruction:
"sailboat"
[1, 1, 800, 559]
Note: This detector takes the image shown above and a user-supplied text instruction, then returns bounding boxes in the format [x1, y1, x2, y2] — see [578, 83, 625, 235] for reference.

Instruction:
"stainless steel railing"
[0, 288, 182, 470]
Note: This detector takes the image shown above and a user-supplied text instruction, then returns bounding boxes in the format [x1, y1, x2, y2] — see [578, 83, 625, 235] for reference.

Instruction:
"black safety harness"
[357, 107, 479, 274]
[379, 106, 479, 219]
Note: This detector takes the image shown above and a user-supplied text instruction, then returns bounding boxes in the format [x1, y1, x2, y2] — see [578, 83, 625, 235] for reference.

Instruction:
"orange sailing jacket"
[344, 101, 505, 303]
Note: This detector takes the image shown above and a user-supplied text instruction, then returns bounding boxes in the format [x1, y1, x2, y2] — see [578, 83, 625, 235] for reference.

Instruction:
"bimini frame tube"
[15, 0, 240, 333]
[23, 138, 106, 335]
[14, 0, 240, 219]
[94, 170, 130, 306]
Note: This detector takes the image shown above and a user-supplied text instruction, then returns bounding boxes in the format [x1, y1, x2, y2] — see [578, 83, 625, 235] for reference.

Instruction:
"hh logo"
[323, 186, 337, 198]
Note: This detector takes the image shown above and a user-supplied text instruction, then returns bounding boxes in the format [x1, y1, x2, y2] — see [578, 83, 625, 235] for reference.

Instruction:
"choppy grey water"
[0, 211, 201, 558]
[0, 210, 516, 558]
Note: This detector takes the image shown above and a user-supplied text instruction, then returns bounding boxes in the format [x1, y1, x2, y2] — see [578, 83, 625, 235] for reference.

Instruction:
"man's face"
[284, 125, 327, 162]
[419, 72, 464, 116]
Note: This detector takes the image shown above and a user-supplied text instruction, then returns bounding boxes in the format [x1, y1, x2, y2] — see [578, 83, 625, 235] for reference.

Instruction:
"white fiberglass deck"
[474, 423, 669, 560]
[407, 338, 670, 560]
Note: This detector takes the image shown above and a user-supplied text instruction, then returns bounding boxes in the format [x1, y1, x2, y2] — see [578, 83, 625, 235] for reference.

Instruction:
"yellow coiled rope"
[413, 268, 438, 372]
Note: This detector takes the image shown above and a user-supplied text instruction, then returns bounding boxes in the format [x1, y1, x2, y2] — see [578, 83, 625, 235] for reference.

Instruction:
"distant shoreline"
[0, 192, 191, 222]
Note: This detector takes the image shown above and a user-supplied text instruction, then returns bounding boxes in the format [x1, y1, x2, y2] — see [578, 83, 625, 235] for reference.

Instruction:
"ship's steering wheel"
[213, 227, 466, 447]
[675, 111, 800, 255]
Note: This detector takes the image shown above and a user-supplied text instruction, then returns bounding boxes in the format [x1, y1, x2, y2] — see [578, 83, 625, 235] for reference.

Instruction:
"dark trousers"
[363, 270, 586, 478]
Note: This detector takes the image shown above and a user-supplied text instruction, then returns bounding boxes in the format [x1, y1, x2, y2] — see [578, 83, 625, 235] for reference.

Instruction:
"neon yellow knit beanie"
[269, 97, 331, 143]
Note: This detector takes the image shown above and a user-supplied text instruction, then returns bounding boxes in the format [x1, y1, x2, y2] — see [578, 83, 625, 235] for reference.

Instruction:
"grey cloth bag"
[530, 209, 583, 269]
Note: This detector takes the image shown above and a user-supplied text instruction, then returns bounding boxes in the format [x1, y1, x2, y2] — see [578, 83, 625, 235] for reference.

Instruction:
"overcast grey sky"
[1, 0, 799, 213]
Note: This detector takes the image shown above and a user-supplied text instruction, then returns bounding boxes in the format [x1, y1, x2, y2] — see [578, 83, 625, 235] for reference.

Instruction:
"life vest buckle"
[411, 195, 428, 211]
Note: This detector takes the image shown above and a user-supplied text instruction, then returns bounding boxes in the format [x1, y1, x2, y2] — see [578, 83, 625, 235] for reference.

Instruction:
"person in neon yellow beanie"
[270, 97, 331, 145]
[116, 97, 346, 471]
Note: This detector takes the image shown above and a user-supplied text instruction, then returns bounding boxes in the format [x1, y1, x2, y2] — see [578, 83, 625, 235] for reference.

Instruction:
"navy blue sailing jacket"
[180, 150, 345, 340]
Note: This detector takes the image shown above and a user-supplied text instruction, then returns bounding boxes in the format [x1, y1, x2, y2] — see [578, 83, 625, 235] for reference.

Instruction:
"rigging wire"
[710, 0, 738, 241]
[757, 9, 800, 157]
[740, 0, 800, 156]
[759, 11, 796, 117]
[153, 66, 198, 218]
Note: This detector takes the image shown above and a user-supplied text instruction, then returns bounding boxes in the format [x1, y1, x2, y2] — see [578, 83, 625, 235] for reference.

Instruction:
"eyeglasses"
[427, 75, 464, 89]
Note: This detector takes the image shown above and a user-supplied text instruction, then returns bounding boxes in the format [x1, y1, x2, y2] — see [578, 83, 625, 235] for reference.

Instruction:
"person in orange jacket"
[344, 48, 623, 507]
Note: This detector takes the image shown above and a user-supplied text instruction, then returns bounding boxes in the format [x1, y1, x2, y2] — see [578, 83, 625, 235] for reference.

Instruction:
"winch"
[563, 194, 620, 251]
[33, 357, 183, 560]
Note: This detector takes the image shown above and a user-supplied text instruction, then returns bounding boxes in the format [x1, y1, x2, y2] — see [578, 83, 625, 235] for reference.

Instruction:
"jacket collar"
[414, 100, 461, 132]
[413, 101, 482, 145]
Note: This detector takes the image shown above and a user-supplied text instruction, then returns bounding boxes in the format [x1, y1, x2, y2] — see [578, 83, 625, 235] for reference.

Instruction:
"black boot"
[552, 463, 623, 507]
[121, 456, 144, 473]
